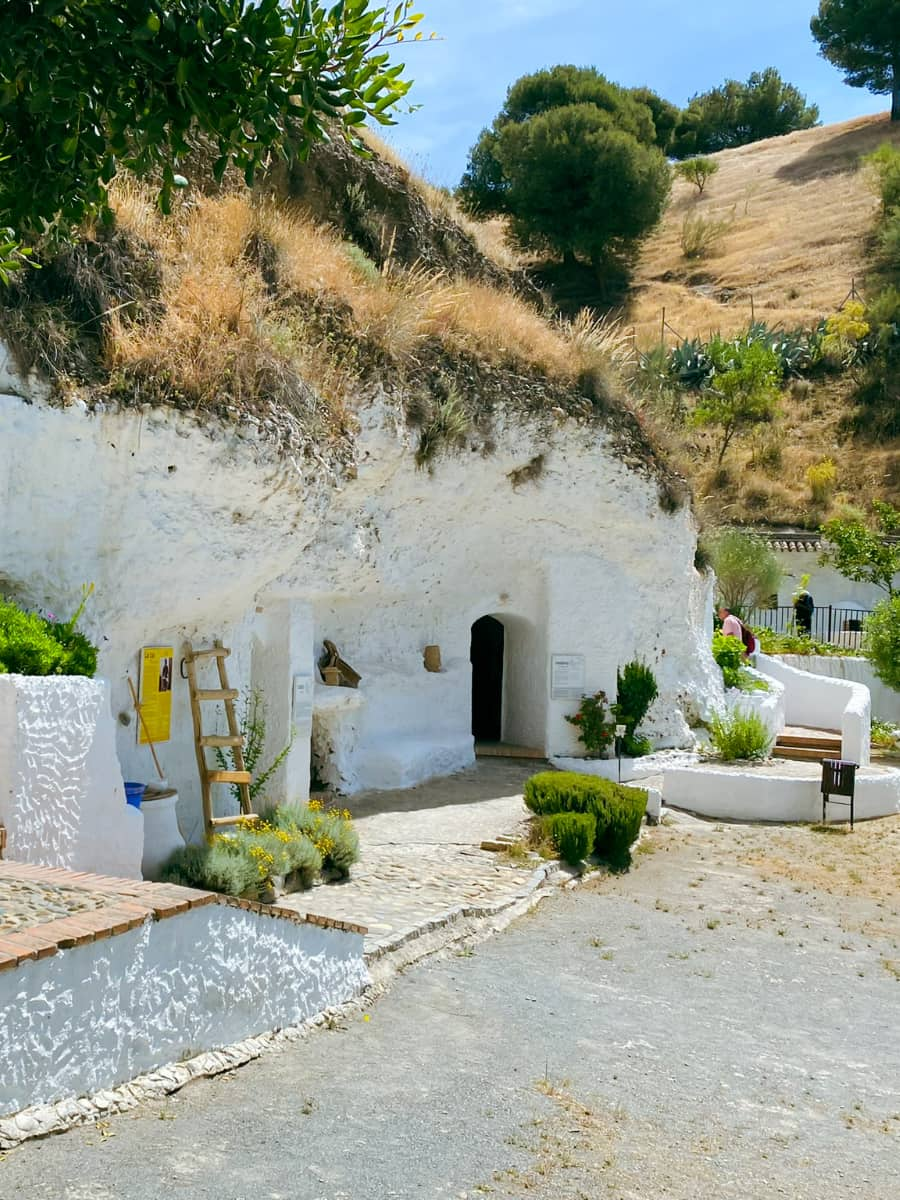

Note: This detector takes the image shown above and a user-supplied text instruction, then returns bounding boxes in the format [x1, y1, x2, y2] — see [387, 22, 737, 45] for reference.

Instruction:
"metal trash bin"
[821, 759, 858, 829]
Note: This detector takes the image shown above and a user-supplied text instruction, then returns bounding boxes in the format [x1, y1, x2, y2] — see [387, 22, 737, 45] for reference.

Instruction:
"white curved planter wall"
[757, 653, 870, 767]
[0, 675, 142, 878]
[663, 764, 900, 823]
[778, 655, 900, 727]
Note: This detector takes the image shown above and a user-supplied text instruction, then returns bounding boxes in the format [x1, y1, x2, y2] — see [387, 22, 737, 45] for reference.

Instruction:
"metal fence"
[745, 605, 872, 650]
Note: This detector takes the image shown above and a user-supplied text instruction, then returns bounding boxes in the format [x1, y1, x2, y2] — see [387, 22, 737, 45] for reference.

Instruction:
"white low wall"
[757, 653, 871, 767]
[778, 655, 900, 727]
[663, 764, 900, 823]
[0, 675, 142, 878]
[0, 905, 368, 1117]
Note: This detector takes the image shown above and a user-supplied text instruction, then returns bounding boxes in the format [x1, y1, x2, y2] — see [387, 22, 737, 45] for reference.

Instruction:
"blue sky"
[382, 0, 885, 187]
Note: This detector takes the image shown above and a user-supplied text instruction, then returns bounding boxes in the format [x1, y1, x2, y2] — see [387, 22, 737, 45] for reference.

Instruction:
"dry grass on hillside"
[629, 113, 900, 345]
[104, 181, 632, 433]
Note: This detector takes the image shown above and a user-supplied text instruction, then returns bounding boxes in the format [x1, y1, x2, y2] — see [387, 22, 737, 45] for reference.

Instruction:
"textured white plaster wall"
[2, 365, 723, 807]
[779, 655, 900, 726]
[0, 906, 368, 1116]
[0, 676, 142, 878]
[663, 764, 900, 823]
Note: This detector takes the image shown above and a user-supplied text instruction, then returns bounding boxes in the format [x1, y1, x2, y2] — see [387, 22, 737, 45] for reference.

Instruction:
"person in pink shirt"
[718, 606, 743, 640]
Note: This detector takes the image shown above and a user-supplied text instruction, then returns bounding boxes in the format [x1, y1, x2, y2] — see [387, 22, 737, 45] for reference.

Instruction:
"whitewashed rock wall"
[0, 906, 368, 1116]
[2, 355, 723, 818]
[0, 676, 142, 878]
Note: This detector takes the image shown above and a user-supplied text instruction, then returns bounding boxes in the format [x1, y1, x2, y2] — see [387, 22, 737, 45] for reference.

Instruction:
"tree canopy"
[0, 0, 422, 264]
[820, 501, 900, 595]
[708, 528, 783, 615]
[671, 68, 820, 158]
[812, 0, 900, 120]
[457, 66, 671, 266]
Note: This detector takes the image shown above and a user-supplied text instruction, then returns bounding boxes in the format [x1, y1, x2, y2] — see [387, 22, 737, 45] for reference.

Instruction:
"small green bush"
[864, 597, 900, 691]
[269, 801, 360, 878]
[615, 660, 658, 754]
[706, 708, 772, 761]
[524, 772, 646, 867]
[565, 690, 615, 757]
[712, 629, 745, 689]
[543, 811, 596, 866]
[159, 842, 260, 896]
[0, 590, 99, 677]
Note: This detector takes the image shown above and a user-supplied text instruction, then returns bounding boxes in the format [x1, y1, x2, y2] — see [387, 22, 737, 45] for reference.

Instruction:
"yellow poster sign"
[139, 646, 174, 744]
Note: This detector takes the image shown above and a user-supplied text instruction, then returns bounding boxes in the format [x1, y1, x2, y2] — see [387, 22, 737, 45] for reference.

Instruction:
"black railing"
[745, 605, 872, 648]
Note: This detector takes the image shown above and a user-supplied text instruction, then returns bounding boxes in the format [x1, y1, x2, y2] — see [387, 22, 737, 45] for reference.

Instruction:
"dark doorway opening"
[471, 616, 504, 742]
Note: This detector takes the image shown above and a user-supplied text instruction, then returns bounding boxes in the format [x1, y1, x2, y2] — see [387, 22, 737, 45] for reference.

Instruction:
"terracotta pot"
[423, 644, 442, 673]
[323, 665, 342, 686]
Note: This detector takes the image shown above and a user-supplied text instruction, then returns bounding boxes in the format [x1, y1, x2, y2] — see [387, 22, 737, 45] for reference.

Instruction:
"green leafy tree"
[672, 68, 819, 157]
[692, 342, 780, 464]
[675, 156, 720, 195]
[812, 0, 900, 121]
[708, 528, 783, 615]
[458, 66, 670, 265]
[628, 86, 682, 152]
[0, 0, 423, 271]
[864, 596, 900, 688]
[820, 501, 900, 595]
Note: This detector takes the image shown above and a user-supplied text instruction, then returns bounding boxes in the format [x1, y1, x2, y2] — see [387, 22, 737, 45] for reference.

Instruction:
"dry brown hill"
[629, 112, 900, 346]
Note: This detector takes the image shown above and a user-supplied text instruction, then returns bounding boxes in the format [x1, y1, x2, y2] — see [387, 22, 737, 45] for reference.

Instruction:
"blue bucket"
[124, 781, 146, 810]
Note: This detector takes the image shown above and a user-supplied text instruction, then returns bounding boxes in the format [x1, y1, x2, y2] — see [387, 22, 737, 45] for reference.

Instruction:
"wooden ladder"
[184, 640, 256, 836]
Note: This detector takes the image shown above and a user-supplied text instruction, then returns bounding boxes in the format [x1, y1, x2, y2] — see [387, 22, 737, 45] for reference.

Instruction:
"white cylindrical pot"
[140, 789, 185, 880]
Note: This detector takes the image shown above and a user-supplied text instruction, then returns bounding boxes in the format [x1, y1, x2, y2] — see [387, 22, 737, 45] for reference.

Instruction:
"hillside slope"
[629, 112, 900, 345]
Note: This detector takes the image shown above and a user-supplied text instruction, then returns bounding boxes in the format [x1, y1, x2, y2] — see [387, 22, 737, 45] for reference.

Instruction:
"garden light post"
[615, 723, 627, 784]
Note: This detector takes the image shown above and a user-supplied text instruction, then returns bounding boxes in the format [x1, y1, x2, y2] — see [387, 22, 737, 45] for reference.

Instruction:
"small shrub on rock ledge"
[525, 772, 646, 868]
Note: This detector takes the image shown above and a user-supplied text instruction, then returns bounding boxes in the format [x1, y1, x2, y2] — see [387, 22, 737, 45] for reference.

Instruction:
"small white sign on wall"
[292, 675, 314, 729]
[551, 654, 586, 701]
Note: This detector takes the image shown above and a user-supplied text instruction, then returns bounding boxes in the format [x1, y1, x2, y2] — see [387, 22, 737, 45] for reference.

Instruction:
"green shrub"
[565, 690, 615, 757]
[0, 588, 98, 677]
[674, 156, 719, 195]
[706, 708, 772, 761]
[268, 801, 360, 878]
[159, 842, 260, 896]
[712, 629, 745, 689]
[615, 660, 658, 753]
[864, 597, 900, 691]
[524, 771, 646, 867]
[543, 811, 596, 866]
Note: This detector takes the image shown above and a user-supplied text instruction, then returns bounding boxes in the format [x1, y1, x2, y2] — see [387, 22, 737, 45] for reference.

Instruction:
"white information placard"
[551, 654, 586, 701]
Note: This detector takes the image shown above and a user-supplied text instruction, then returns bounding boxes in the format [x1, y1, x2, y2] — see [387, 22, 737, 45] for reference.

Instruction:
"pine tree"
[811, 0, 900, 121]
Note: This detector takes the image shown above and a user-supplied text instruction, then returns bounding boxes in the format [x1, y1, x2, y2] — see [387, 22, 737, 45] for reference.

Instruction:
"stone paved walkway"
[0, 874, 124, 935]
[281, 759, 544, 951]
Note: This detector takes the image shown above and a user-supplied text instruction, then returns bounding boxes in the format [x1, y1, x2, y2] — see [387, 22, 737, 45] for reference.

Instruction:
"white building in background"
[1, 341, 723, 846]
[750, 529, 900, 645]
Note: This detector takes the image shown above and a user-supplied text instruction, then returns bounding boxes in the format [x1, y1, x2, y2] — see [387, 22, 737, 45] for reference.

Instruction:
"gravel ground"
[3, 813, 899, 1200]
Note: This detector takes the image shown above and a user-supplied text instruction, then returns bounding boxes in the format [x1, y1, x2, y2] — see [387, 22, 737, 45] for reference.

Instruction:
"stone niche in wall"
[0, 675, 143, 878]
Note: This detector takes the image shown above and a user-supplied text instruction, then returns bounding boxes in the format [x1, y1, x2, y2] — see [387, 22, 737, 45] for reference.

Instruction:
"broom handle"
[127, 675, 165, 781]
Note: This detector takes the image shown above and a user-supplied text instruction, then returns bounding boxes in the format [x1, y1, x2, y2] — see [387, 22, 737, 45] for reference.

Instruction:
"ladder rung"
[209, 814, 258, 828]
[187, 646, 231, 661]
[207, 770, 252, 785]
[199, 734, 244, 747]
[196, 689, 239, 701]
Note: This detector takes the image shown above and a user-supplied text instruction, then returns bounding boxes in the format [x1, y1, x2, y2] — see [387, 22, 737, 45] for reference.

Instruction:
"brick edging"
[0, 862, 366, 971]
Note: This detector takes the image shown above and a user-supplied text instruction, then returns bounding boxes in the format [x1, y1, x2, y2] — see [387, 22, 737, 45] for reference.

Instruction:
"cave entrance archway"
[470, 615, 505, 742]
